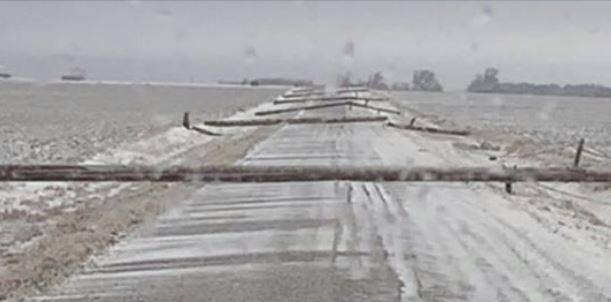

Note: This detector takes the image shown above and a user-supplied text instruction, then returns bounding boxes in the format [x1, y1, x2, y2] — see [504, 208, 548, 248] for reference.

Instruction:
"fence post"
[346, 183, 352, 203]
[183, 112, 191, 129]
[504, 164, 516, 194]
[573, 138, 585, 168]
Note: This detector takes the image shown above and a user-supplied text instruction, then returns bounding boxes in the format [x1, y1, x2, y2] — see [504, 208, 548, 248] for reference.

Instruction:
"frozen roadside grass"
[0, 96, 283, 300]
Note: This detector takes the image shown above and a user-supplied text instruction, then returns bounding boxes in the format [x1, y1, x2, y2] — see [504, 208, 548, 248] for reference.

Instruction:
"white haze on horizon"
[1, 1, 611, 89]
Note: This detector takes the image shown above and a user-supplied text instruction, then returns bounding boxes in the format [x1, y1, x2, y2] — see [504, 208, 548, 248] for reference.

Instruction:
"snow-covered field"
[0, 81, 281, 164]
[0, 81, 282, 215]
[392, 91, 611, 168]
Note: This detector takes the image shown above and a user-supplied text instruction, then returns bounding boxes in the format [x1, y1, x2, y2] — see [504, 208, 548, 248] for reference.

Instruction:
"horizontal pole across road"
[257, 101, 350, 115]
[256, 101, 400, 116]
[274, 96, 388, 104]
[204, 116, 387, 127]
[1, 165, 611, 182]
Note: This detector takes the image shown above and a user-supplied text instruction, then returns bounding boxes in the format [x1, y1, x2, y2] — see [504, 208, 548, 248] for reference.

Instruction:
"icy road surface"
[30, 104, 611, 301]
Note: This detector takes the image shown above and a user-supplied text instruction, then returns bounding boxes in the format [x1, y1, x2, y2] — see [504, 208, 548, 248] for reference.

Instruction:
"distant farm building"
[61, 67, 87, 81]
[0, 65, 11, 79]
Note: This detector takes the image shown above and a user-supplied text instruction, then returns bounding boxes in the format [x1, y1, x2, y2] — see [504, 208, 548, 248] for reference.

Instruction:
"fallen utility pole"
[182, 112, 222, 136]
[191, 126, 222, 136]
[387, 122, 469, 136]
[336, 87, 370, 93]
[282, 91, 325, 98]
[273, 98, 337, 105]
[204, 116, 387, 127]
[349, 102, 401, 115]
[256, 102, 350, 115]
[273, 96, 387, 105]
[321, 96, 388, 102]
[2, 165, 611, 183]
[257, 101, 400, 116]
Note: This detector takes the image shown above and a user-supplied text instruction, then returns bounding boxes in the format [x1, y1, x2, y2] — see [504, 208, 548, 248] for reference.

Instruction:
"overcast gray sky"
[1, 1, 611, 89]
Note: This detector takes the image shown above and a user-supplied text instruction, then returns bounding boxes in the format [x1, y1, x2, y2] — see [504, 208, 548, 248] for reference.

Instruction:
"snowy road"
[30, 103, 611, 301]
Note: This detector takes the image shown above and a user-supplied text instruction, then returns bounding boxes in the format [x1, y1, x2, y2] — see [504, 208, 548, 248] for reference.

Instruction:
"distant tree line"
[468, 67, 611, 98]
[337, 70, 443, 92]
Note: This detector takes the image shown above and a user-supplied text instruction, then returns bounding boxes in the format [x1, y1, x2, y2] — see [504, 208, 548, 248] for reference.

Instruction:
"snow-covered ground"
[392, 90, 611, 169]
[26, 91, 611, 301]
[5, 86, 611, 301]
[0, 82, 282, 250]
[0, 83, 284, 299]
[0, 81, 281, 164]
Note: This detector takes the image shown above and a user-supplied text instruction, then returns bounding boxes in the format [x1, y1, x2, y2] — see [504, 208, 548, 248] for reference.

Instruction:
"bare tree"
[412, 70, 443, 92]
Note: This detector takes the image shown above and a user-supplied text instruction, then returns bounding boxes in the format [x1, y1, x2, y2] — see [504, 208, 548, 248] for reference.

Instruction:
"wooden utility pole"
[3, 165, 611, 183]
